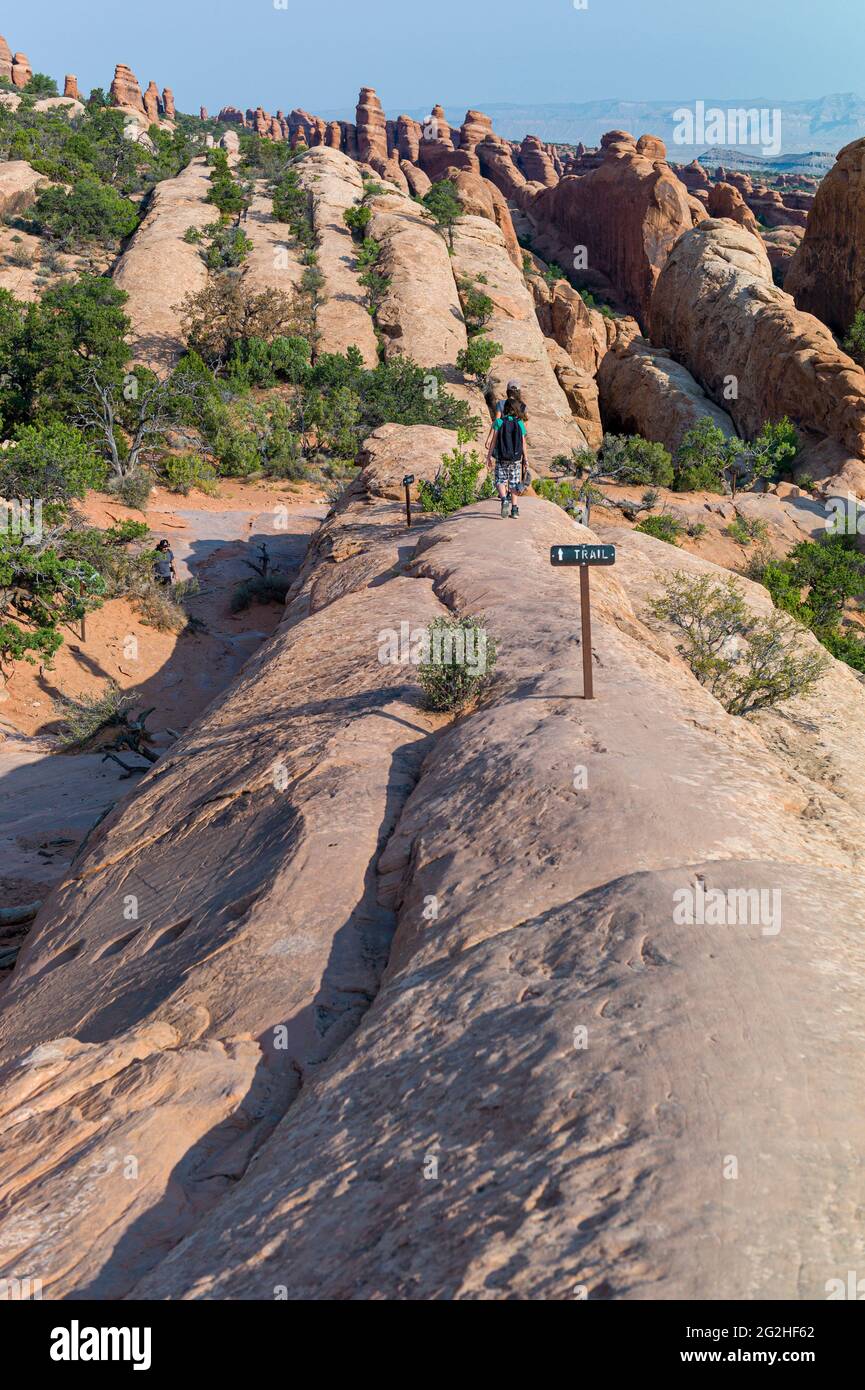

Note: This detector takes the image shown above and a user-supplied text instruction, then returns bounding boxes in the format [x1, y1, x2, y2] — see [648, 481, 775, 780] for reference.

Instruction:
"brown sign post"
[403, 474, 415, 528]
[550, 544, 616, 700]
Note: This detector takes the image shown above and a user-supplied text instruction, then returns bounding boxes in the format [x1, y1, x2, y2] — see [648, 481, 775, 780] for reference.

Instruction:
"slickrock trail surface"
[451, 215, 591, 464]
[241, 188, 305, 297]
[650, 219, 865, 492]
[112, 158, 213, 373]
[1, 427, 863, 1300]
[297, 148, 379, 365]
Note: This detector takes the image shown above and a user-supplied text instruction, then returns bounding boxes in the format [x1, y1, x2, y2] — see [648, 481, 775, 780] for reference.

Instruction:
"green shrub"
[543, 263, 566, 286]
[728, 516, 770, 547]
[673, 418, 737, 492]
[601, 434, 674, 488]
[1, 422, 105, 517]
[634, 513, 684, 545]
[533, 478, 582, 509]
[343, 205, 372, 240]
[28, 178, 139, 248]
[418, 616, 497, 712]
[649, 571, 828, 716]
[457, 277, 494, 334]
[418, 446, 493, 514]
[160, 453, 218, 495]
[455, 335, 502, 384]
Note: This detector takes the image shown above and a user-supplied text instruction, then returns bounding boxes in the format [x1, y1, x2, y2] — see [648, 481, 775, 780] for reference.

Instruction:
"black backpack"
[495, 414, 524, 463]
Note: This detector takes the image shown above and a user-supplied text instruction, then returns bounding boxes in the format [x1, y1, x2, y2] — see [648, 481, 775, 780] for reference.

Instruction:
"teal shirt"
[494, 416, 527, 435]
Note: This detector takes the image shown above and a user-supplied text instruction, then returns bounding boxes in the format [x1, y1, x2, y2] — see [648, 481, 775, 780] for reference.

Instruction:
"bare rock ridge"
[112, 158, 213, 373]
[650, 218, 865, 492]
[296, 148, 379, 366]
[3, 423, 863, 1299]
[598, 335, 738, 453]
[786, 135, 865, 336]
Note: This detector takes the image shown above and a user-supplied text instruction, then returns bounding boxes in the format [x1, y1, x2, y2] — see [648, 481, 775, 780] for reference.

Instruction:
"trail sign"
[550, 543, 616, 699]
[550, 544, 616, 567]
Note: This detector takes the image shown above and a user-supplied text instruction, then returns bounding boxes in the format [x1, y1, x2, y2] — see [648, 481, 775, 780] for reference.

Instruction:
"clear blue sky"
[10, 0, 864, 116]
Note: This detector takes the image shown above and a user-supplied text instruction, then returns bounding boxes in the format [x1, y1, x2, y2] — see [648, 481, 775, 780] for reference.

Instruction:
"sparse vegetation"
[635, 513, 684, 545]
[418, 440, 496, 515]
[649, 570, 828, 716]
[422, 179, 462, 250]
[418, 616, 497, 712]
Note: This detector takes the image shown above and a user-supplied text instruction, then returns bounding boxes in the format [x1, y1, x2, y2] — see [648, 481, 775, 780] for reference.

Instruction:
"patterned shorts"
[495, 460, 524, 490]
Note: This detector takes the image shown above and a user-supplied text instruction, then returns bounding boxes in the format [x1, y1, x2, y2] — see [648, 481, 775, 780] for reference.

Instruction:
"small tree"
[674, 418, 742, 493]
[456, 336, 502, 385]
[422, 180, 462, 250]
[28, 178, 140, 249]
[177, 277, 299, 369]
[649, 570, 828, 716]
[458, 277, 494, 334]
[0, 422, 105, 518]
[343, 205, 372, 240]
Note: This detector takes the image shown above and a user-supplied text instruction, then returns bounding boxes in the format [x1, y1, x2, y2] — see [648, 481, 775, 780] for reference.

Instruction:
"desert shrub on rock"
[418, 616, 497, 712]
[28, 178, 139, 249]
[418, 442, 495, 514]
[422, 180, 462, 250]
[650, 570, 828, 716]
[635, 513, 684, 545]
[456, 335, 502, 385]
[762, 534, 865, 671]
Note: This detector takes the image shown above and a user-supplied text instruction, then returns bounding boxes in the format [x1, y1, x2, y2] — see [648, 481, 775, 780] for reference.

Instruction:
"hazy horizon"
[10, 0, 865, 120]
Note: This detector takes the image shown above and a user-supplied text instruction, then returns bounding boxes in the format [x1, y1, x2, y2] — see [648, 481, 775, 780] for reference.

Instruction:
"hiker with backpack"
[487, 381, 530, 519]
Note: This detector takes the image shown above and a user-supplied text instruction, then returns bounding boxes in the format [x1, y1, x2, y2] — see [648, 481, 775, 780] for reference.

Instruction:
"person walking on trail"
[153, 539, 176, 587]
[488, 384, 530, 519]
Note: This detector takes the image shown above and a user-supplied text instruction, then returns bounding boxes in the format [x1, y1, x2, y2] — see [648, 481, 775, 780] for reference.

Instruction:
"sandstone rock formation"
[650, 219, 865, 480]
[459, 109, 494, 153]
[786, 137, 865, 337]
[527, 131, 703, 324]
[707, 181, 761, 237]
[109, 63, 173, 124]
[761, 225, 805, 285]
[0, 34, 11, 84]
[112, 158, 214, 373]
[63, 75, 79, 100]
[598, 335, 739, 453]
[0, 160, 49, 218]
[10, 49, 31, 89]
[519, 135, 558, 187]
[450, 214, 591, 466]
[110, 63, 145, 115]
[297, 148, 379, 366]
[356, 86, 389, 164]
[530, 273, 638, 375]
[2, 406, 865, 1299]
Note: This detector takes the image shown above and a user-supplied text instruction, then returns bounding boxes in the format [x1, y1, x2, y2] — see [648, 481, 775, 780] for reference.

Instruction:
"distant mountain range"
[319, 93, 865, 163]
